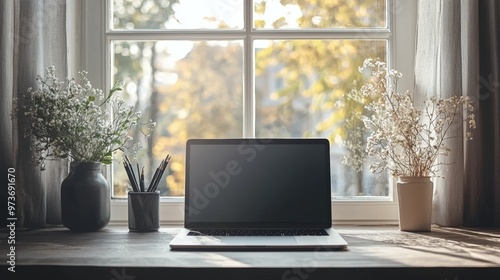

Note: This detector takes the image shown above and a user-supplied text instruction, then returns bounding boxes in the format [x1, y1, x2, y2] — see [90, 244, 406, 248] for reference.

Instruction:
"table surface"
[3, 225, 500, 279]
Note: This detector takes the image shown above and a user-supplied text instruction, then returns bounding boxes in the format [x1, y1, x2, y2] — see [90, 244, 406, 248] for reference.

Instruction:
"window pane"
[112, 40, 244, 198]
[112, 0, 244, 30]
[254, 0, 386, 29]
[255, 39, 388, 196]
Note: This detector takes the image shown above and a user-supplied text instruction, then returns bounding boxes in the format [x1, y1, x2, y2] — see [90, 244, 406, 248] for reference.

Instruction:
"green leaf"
[101, 156, 113, 165]
[88, 96, 95, 102]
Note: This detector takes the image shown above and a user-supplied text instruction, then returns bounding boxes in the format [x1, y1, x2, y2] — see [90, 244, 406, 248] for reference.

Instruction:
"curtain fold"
[415, 0, 465, 226]
[1, 0, 70, 228]
[464, 0, 500, 227]
[415, 0, 500, 227]
[0, 0, 15, 227]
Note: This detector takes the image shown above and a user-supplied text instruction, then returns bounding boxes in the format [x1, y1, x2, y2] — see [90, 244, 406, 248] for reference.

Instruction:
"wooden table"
[3, 225, 500, 279]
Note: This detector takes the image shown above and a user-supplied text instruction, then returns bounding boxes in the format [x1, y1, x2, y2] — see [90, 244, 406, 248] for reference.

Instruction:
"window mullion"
[243, 0, 254, 137]
[106, 30, 248, 40]
[251, 29, 391, 40]
[105, 30, 391, 41]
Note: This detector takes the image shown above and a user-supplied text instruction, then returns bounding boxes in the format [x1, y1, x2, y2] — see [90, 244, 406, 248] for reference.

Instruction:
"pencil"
[124, 156, 140, 192]
[125, 156, 139, 190]
[151, 154, 171, 193]
[123, 161, 139, 192]
[139, 166, 145, 192]
[147, 159, 164, 192]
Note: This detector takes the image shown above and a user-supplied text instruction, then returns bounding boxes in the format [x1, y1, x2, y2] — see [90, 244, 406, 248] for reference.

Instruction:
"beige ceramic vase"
[396, 176, 433, 232]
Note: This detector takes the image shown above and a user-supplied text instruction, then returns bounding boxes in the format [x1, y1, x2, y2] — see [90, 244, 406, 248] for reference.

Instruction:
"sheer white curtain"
[415, 0, 500, 227]
[0, 0, 80, 228]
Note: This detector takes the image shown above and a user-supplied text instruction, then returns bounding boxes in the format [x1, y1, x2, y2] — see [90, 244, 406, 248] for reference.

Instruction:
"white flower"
[341, 58, 476, 178]
[13, 66, 155, 170]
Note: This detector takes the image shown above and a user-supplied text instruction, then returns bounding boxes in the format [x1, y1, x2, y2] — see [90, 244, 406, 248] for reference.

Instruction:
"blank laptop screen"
[185, 138, 332, 229]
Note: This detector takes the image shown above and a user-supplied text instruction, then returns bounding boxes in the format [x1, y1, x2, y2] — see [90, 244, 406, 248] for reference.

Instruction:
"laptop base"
[169, 228, 348, 251]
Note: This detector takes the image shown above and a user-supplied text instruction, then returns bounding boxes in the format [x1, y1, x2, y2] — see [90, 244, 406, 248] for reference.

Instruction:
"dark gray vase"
[61, 162, 110, 232]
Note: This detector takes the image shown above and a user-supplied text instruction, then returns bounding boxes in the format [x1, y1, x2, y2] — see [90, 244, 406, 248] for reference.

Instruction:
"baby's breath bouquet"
[342, 59, 476, 178]
[13, 66, 155, 170]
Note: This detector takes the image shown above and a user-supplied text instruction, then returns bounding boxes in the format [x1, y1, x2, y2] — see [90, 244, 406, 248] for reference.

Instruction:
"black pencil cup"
[128, 191, 160, 232]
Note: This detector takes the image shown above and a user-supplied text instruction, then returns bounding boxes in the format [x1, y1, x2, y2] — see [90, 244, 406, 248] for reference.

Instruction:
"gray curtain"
[1, 0, 70, 228]
[464, 0, 500, 227]
[415, 0, 500, 227]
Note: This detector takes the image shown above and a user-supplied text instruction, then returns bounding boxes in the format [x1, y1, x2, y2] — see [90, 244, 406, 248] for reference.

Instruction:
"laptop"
[169, 138, 348, 250]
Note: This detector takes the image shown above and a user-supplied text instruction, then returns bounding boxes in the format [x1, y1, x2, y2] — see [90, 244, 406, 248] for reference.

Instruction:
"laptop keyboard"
[187, 229, 329, 236]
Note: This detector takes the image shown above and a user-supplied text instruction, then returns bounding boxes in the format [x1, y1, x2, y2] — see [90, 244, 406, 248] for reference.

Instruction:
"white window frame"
[81, 0, 417, 226]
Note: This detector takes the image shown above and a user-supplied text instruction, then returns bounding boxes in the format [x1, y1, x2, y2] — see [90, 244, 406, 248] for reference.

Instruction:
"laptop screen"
[185, 138, 332, 229]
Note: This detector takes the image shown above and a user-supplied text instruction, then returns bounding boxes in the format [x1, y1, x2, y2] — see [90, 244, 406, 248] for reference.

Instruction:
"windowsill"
[8, 225, 500, 279]
[109, 198, 400, 226]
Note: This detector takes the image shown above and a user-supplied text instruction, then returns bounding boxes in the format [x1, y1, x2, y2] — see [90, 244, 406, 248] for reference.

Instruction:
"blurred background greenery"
[111, 0, 388, 198]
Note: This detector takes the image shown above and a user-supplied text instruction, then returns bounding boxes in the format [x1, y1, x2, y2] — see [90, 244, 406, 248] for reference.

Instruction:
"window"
[83, 0, 417, 224]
